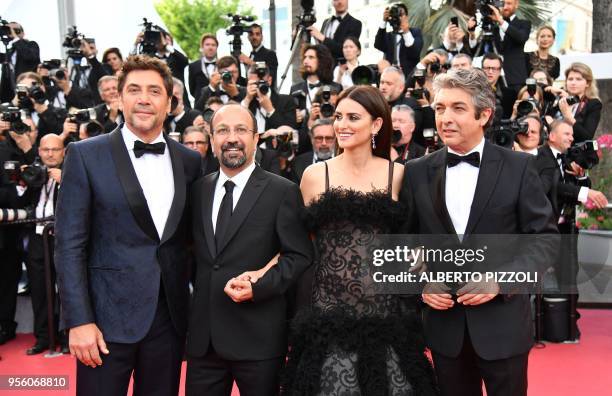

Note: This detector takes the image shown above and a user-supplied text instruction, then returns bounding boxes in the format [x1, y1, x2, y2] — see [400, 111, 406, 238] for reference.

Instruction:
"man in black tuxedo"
[239, 24, 279, 89]
[374, 3, 423, 78]
[183, 126, 219, 175]
[7, 22, 40, 79]
[400, 68, 557, 396]
[186, 104, 313, 395]
[486, 0, 531, 110]
[481, 53, 507, 124]
[194, 56, 246, 111]
[306, 0, 362, 62]
[165, 78, 204, 134]
[241, 63, 296, 133]
[54, 55, 201, 395]
[93, 76, 123, 133]
[188, 34, 219, 103]
[290, 44, 340, 112]
[291, 118, 335, 184]
[391, 104, 425, 164]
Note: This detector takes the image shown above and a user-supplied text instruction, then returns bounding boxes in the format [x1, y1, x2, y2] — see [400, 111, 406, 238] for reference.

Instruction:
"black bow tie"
[503, 17, 511, 23]
[133, 140, 166, 158]
[331, 15, 343, 22]
[447, 152, 480, 168]
[556, 152, 566, 163]
[204, 61, 216, 67]
[308, 82, 321, 90]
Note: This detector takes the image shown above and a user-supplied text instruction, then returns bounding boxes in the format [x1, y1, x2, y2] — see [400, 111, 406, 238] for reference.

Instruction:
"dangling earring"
[371, 135, 377, 149]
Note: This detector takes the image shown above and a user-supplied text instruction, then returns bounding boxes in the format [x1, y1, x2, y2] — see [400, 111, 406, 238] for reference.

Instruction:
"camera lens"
[222, 71, 233, 84]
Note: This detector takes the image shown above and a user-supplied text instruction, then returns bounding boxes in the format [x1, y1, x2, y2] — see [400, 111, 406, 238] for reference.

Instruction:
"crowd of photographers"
[0, 0, 608, 353]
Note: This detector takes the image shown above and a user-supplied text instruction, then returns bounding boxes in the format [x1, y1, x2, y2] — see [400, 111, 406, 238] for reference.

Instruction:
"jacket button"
[213, 265, 220, 270]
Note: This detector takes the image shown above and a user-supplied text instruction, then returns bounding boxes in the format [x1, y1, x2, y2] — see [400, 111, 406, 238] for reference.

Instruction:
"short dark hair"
[210, 104, 258, 135]
[482, 52, 503, 67]
[200, 33, 218, 47]
[250, 23, 262, 32]
[343, 36, 361, 52]
[118, 55, 174, 97]
[300, 44, 334, 83]
[206, 96, 224, 107]
[217, 55, 238, 70]
[248, 63, 270, 76]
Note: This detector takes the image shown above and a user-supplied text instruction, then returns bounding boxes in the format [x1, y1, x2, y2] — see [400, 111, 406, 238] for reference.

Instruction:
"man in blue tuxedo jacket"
[54, 55, 201, 396]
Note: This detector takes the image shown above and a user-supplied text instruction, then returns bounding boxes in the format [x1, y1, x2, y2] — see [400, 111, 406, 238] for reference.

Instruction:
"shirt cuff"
[501, 21, 509, 32]
[416, 63, 426, 70]
[16, 185, 27, 197]
[469, 38, 478, 48]
[380, 22, 387, 30]
[403, 31, 415, 47]
[578, 187, 589, 203]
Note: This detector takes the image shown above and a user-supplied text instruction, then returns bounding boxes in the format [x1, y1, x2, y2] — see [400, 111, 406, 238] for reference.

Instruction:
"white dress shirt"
[445, 138, 485, 236]
[35, 178, 56, 235]
[201, 57, 217, 79]
[121, 125, 175, 238]
[499, 14, 516, 42]
[325, 12, 348, 38]
[212, 162, 256, 234]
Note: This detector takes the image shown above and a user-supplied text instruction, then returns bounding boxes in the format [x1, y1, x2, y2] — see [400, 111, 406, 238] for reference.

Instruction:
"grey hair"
[172, 77, 184, 96]
[433, 68, 496, 128]
[97, 75, 118, 95]
[431, 48, 449, 59]
[392, 104, 415, 121]
[549, 119, 573, 134]
[451, 53, 472, 65]
[381, 66, 405, 86]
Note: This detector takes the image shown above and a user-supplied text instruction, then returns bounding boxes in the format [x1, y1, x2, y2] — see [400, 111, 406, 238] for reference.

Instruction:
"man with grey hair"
[400, 68, 557, 396]
[450, 53, 472, 70]
[94, 75, 123, 133]
[291, 118, 336, 184]
[391, 104, 424, 163]
[165, 77, 205, 134]
[378, 66, 423, 133]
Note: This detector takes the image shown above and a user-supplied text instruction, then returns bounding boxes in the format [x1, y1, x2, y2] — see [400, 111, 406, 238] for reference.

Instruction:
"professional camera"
[0, 17, 13, 45]
[67, 108, 104, 142]
[297, 0, 317, 29]
[254, 62, 270, 95]
[489, 119, 528, 149]
[423, 128, 442, 152]
[15, 83, 46, 110]
[565, 140, 599, 170]
[0, 104, 30, 134]
[21, 158, 48, 188]
[516, 99, 540, 118]
[267, 130, 296, 158]
[202, 107, 215, 124]
[225, 13, 255, 58]
[408, 69, 428, 100]
[475, 0, 503, 33]
[221, 71, 233, 84]
[291, 90, 307, 111]
[62, 26, 85, 59]
[387, 3, 404, 33]
[351, 65, 379, 86]
[429, 61, 450, 74]
[0, 207, 34, 222]
[319, 86, 335, 118]
[139, 18, 164, 57]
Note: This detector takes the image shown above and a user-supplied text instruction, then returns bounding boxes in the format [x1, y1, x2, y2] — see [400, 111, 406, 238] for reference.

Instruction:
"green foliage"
[155, 0, 253, 61]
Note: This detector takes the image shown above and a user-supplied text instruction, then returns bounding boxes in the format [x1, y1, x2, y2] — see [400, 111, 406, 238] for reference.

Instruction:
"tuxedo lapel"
[109, 128, 159, 242]
[160, 136, 186, 244]
[321, 18, 330, 38]
[201, 173, 218, 258]
[464, 142, 503, 235]
[217, 166, 270, 255]
[428, 149, 457, 235]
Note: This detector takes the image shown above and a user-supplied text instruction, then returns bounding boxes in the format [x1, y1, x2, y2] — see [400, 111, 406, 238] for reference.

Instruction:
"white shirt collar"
[525, 147, 538, 156]
[121, 124, 165, 153]
[174, 110, 186, 123]
[217, 161, 256, 191]
[549, 145, 563, 159]
[252, 44, 263, 53]
[447, 137, 485, 157]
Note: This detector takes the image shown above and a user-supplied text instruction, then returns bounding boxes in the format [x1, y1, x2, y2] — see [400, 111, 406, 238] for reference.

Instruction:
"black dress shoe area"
[0, 330, 16, 345]
[61, 345, 70, 354]
[26, 343, 49, 355]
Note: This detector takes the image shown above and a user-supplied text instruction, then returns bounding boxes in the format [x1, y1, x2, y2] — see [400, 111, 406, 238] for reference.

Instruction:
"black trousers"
[186, 345, 283, 396]
[431, 328, 529, 396]
[26, 234, 60, 345]
[0, 246, 21, 334]
[76, 296, 184, 396]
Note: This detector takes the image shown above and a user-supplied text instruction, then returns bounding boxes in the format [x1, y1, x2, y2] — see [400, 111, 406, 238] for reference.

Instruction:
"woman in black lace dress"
[282, 86, 437, 395]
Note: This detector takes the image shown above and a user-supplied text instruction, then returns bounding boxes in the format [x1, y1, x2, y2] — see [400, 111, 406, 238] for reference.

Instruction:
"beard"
[315, 147, 333, 160]
[220, 141, 247, 169]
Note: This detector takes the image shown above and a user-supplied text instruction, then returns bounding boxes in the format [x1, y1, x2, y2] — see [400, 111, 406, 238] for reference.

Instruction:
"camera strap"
[36, 179, 55, 234]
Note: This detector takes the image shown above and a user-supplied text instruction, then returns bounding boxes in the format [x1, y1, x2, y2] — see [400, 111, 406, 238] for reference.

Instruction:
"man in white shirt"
[54, 55, 202, 395]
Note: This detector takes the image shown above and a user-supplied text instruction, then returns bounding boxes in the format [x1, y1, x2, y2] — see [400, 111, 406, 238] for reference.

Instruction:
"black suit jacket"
[572, 98, 602, 143]
[291, 151, 315, 185]
[187, 166, 313, 360]
[492, 17, 531, 87]
[400, 141, 558, 360]
[164, 109, 203, 134]
[54, 127, 202, 342]
[248, 91, 297, 131]
[194, 86, 246, 111]
[319, 14, 362, 61]
[251, 47, 279, 88]
[11, 38, 40, 79]
[164, 50, 190, 107]
[374, 28, 423, 78]
[188, 60, 210, 102]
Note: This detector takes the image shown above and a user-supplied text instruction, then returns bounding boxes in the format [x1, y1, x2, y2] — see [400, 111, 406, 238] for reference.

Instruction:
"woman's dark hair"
[335, 85, 392, 160]
[343, 36, 361, 52]
[102, 47, 123, 64]
[300, 44, 334, 83]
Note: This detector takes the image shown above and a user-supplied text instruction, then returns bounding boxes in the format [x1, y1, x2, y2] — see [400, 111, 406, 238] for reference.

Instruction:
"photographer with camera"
[189, 33, 218, 103]
[46, 65, 97, 110]
[182, 125, 218, 176]
[306, 0, 362, 63]
[510, 81, 543, 120]
[0, 115, 38, 346]
[513, 114, 542, 155]
[411, 49, 451, 101]
[194, 56, 246, 110]
[238, 24, 279, 89]
[439, 19, 475, 59]
[307, 84, 339, 130]
[332, 36, 361, 89]
[165, 78, 204, 135]
[536, 119, 608, 340]
[242, 62, 296, 134]
[291, 44, 339, 112]
[451, 53, 473, 71]
[553, 63, 602, 144]
[374, 2, 423, 79]
[18, 133, 68, 355]
[291, 118, 335, 184]
[92, 75, 122, 133]
[391, 104, 425, 164]
[13, 72, 66, 140]
[481, 0, 531, 114]
[481, 53, 507, 126]
[4, 22, 40, 80]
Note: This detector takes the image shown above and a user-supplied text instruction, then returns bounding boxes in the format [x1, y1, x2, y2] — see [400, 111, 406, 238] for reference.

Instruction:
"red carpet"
[1, 309, 610, 395]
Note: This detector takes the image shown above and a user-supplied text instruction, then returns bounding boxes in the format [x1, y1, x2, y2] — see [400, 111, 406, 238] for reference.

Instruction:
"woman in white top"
[333, 36, 361, 90]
